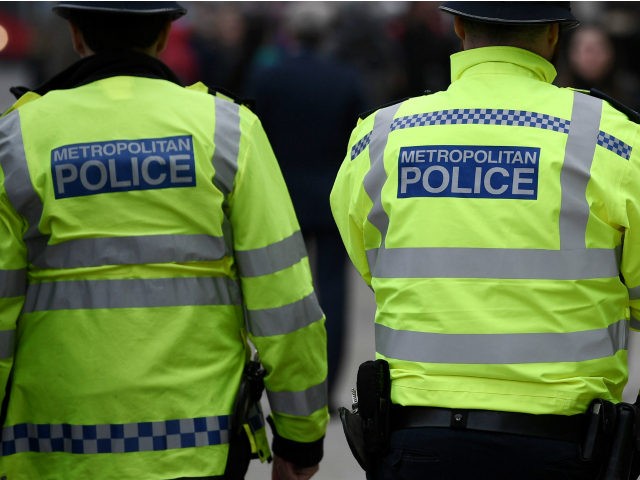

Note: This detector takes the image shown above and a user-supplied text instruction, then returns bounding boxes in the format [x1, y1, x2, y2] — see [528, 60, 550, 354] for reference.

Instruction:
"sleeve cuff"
[267, 415, 324, 467]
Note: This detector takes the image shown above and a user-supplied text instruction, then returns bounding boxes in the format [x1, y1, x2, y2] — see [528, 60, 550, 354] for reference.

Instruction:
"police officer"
[0, 2, 328, 479]
[331, 2, 640, 479]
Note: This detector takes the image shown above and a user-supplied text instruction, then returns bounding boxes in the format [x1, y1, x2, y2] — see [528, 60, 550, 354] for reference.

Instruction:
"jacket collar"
[11, 50, 182, 99]
[450, 46, 557, 84]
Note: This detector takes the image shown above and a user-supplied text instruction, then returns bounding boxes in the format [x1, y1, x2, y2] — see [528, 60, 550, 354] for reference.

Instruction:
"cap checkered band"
[2, 415, 230, 456]
[350, 108, 632, 161]
[597, 131, 632, 160]
[350, 131, 372, 160]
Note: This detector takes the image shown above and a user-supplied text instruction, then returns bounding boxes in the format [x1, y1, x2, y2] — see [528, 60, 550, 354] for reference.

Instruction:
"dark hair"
[462, 17, 549, 48]
[67, 11, 170, 51]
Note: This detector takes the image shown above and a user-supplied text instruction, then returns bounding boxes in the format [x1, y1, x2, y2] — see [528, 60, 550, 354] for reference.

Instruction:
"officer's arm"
[228, 108, 328, 468]
[0, 165, 26, 404]
[330, 121, 375, 286]
[620, 126, 640, 402]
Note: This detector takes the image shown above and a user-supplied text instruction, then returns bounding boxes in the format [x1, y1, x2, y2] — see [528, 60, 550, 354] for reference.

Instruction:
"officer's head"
[439, 2, 579, 62]
[53, 1, 186, 58]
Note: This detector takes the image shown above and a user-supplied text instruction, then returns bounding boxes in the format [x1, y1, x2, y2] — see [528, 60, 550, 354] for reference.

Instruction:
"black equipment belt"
[391, 406, 585, 443]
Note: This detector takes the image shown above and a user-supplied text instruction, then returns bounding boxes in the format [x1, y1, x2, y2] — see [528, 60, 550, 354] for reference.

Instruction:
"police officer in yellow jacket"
[331, 2, 640, 479]
[0, 2, 328, 479]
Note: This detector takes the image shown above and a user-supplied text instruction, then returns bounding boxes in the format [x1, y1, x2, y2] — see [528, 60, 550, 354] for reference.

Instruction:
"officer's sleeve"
[0, 164, 26, 407]
[330, 119, 376, 286]
[228, 109, 329, 466]
[620, 125, 640, 401]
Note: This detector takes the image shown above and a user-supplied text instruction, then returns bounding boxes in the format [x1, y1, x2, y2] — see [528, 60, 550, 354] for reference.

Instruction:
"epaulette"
[207, 85, 255, 111]
[590, 88, 640, 124]
[357, 90, 436, 121]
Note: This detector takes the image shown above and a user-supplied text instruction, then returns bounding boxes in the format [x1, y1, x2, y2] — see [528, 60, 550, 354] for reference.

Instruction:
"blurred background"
[3, 2, 640, 478]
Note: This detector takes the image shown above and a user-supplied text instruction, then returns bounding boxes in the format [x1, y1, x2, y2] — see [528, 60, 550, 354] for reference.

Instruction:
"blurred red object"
[0, 9, 33, 59]
[160, 22, 200, 85]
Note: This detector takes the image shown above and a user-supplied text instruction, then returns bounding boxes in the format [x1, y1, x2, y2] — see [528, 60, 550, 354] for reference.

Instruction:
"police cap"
[439, 2, 579, 28]
[53, 2, 187, 21]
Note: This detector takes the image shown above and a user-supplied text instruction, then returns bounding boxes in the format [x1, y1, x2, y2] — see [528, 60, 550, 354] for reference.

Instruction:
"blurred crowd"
[3, 0, 640, 404]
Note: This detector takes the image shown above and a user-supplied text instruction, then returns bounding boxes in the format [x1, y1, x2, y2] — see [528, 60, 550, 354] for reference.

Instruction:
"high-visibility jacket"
[331, 46, 640, 416]
[0, 53, 328, 479]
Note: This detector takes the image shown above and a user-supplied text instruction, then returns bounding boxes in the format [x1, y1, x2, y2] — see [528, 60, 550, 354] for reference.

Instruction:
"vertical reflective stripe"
[0, 269, 26, 297]
[363, 103, 402, 272]
[0, 112, 46, 262]
[212, 98, 241, 197]
[559, 92, 603, 249]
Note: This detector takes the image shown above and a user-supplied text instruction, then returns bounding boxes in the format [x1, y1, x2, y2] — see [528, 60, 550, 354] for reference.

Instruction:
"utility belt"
[340, 359, 640, 480]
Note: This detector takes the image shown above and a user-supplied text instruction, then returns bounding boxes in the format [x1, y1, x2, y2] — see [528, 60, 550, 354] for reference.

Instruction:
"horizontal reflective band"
[376, 319, 628, 365]
[0, 269, 26, 297]
[368, 247, 619, 280]
[267, 381, 327, 417]
[2, 415, 230, 456]
[350, 108, 631, 161]
[31, 234, 227, 269]
[246, 292, 324, 337]
[235, 231, 307, 277]
[0, 330, 15, 359]
[24, 277, 241, 312]
[629, 286, 640, 300]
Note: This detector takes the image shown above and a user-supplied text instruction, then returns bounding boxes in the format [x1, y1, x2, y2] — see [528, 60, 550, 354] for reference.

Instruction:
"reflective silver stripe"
[0, 112, 47, 263]
[560, 92, 603, 249]
[0, 330, 15, 359]
[363, 103, 402, 272]
[0, 269, 26, 297]
[631, 315, 640, 330]
[246, 292, 324, 337]
[629, 286, 640, 300]
[235, 231, 307, 277]
[368, 247, 618, 280]
[31, 234, 227, 269]
[212, 98, 241, 197]
[376, 319, 628, 364]
[267, 380, 327, 416]
[23, 277, 241, 312]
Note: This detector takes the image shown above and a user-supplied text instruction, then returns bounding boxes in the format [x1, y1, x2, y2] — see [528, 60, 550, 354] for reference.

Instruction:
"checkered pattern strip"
[349, 108, 633, 161]
[598, 130, 632, 160]
[390, 109, 572, 133]
[1, 415, 231, 455]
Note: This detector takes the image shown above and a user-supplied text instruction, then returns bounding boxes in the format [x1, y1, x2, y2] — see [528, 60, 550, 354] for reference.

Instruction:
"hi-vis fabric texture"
[331, 46, 640, 416]
[0, 72, 328, 478]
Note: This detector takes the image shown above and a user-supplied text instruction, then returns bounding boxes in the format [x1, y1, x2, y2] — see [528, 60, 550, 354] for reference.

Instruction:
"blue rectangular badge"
[51, 135, 196, 199]
[397, 145, 540, 200]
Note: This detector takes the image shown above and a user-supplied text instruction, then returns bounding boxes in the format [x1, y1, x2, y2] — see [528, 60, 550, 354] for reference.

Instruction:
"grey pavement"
[245, 264, 375, 480]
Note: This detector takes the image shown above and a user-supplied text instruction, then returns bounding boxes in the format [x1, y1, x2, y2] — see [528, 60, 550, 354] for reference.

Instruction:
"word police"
[51, 135, 196, 199]
[398, 145, 540, 200]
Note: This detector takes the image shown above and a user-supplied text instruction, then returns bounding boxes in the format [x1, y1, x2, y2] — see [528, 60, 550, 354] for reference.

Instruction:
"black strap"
[391, 405, 585, 443]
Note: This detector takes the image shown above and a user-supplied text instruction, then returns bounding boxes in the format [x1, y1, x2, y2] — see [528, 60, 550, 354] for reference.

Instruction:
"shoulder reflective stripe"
[212, 98, 241, 197]
[376, 319, 627, 365]
[266, 381, 327, 417]
[0, 112, 47, 263]
[0, 269, 26, 297]
[631, 315, 640, 330]
[1, 415, 230, 456]
[368, 247, 618, 280]
[560, 92, 603, 249]
[629, 286, 640, 300]
[31, 234, 227, 269]
[235, 231, 307, 277]
[363, 103, 402, 272]
[0, 330, 15, 359]
[23, 277, 241, 312]
[246, 292, 323, 337]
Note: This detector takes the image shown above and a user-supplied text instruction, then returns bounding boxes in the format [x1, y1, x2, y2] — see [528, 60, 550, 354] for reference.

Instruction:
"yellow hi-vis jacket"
[331, 46, 640, 416]
[0, 62, 328, 478]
